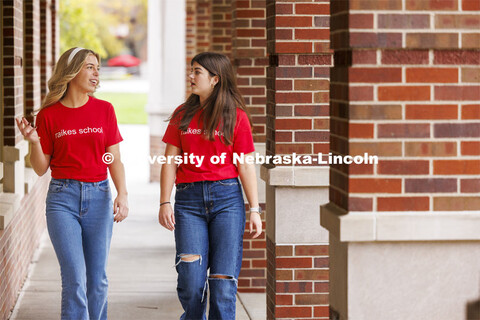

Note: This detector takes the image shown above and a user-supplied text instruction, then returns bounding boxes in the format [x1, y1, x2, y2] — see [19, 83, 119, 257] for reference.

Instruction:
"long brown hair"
[171, 52, 252, 145]
[41, 47, 100, 110]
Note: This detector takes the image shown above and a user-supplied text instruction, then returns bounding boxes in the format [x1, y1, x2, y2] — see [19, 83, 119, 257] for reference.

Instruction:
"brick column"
[0, 1, 56, 318]
[24, 0, 41, 122]
[40, 0, 53, 102]
[231, 0, 268, 293]
[196, 0, 212, 53]
[212, 0, 232, 56]
[2, 0, 28, 196]
[264, 1, 332, 319]
[321, 0, 480, 318]
[185, 0, 197, 98]
[3, 0, 24, 148]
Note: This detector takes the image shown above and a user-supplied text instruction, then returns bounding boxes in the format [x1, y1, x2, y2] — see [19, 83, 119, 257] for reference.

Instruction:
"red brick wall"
[196, 0, 213, 53]
[0, 175, 49, 319]
[231, 0, 268, 293]
[40, 0, 54, 102]
[266, 0, 331, 160]
[265, 0, 331, 318]
[3, 0, 24, 147]
[0, 0, 56, 317]
[232, 0, 268, 143]
[266, 0, 332, 319]
[24, 0, 41, 123]
[212, 0, 232, 56]
[186, 0, 197, 98]
[267, 239, 330, 319]
[329, 0, 480, 213]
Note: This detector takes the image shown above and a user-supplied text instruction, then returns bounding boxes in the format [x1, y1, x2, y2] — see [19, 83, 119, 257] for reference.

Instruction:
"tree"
[60, 0, 125, 59]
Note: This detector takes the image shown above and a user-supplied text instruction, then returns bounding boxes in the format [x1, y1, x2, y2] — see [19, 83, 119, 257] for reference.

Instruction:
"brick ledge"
[321, 202, 480, 242]
[260, 165, 329, 187]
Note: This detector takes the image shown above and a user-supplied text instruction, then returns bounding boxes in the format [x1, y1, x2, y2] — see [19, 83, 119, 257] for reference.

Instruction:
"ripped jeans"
[174, 178, 246, 320]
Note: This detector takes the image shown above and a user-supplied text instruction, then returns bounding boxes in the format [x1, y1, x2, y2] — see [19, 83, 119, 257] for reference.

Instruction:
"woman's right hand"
[16, 117, 40, 144]
[159, 203, 175, 231]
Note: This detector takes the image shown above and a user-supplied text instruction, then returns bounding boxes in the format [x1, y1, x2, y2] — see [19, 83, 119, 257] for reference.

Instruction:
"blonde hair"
[40, 47, 101, 110]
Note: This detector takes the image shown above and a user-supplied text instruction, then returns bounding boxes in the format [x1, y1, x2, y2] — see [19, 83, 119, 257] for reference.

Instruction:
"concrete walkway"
[10, 124, 265, 320]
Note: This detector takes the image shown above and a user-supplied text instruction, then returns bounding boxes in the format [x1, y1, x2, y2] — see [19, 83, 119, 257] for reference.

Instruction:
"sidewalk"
[10, 124, 265, 320]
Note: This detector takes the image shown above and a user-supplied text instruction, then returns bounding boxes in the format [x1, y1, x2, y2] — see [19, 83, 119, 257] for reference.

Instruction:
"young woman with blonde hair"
[159, 52, 262, 320]
[16, 47, 128, 319]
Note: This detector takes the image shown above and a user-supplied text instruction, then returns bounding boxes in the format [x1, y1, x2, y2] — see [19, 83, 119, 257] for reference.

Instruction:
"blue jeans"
[174, 178, 246, 320]
[46, 178, 113, 320]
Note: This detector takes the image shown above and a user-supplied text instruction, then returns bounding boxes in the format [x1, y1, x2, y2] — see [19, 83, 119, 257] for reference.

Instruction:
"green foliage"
[60, 0, 125, 59]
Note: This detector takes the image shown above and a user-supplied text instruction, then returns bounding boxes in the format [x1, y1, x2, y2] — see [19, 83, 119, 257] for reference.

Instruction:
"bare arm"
[158, 143, 181, 231]
[237, 153, 262, 238]
[106, 143, 128, 223]
[16, 117, 50, 176]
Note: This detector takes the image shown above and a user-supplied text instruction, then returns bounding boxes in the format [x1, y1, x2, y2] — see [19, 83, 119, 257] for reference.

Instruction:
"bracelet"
[249, 206, 261, 213]
[160, 201, 171, 206]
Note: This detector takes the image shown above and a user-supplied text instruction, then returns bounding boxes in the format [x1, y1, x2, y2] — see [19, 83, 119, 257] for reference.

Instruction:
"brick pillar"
[264, 1, 332, 319]
[185, 0, 196, 98]
[212, 0, 232, 56]
[2, 0, 28, 196]
[3, 0, 24, 148]
[321, 0, 480, 319]
[196, 0, 212, 53]
[40, 0, 53, 102]
[24, 0, 41, 122]
[231, 0, 268, 294]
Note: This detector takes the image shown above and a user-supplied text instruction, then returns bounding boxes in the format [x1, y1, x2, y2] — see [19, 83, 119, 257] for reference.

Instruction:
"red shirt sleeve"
[34, 109, 53, 155]
[105, 103, 123, 147]
[233, 109, 255, 154]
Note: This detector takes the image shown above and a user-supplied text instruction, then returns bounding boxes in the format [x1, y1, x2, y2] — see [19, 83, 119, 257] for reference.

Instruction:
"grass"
[95, 92, 148, 124]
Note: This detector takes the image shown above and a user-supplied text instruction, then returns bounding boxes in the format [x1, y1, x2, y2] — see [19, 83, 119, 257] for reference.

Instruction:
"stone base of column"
[321, 203, 480, 319]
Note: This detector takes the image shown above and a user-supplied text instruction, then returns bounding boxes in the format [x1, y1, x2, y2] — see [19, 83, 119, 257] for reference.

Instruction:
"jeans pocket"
[48, 180, 65, 193]
[215, 178, 239, 186]
[98, 180, 110, 192]
[176, 183, 193, 192]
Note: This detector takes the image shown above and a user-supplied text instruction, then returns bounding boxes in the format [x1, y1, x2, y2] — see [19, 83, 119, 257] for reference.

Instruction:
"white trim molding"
[321, 202, 480, 242]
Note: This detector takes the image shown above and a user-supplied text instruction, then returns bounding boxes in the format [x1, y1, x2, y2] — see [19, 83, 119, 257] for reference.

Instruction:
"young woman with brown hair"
[159, 52, 262, 319]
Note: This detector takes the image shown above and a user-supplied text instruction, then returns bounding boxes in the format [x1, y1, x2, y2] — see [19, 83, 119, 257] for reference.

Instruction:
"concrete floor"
[9, 124, 265, 320]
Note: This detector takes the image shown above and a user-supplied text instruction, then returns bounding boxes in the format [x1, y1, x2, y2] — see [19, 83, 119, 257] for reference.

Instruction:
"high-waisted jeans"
[46, 178, 113, 320]
[174, 178, 246, 320]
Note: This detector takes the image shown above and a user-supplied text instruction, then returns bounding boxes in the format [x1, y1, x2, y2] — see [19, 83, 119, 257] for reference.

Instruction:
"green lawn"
[95, 92, 148, 124]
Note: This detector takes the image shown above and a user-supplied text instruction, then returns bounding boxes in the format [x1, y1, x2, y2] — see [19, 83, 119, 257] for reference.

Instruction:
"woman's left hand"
[113, 193, 129, 223]
[249, 212, 262, 238]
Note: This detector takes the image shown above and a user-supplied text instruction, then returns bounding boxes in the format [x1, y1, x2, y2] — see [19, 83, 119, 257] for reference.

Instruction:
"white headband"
[67, 47, 85, 65]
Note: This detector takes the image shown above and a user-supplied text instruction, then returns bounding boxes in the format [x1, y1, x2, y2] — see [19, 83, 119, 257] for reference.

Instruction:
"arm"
[106, 143, 128, 223]
[237, 153, 262, 238]
[16, 117, 50, 176]
[158, 143, 181, 231]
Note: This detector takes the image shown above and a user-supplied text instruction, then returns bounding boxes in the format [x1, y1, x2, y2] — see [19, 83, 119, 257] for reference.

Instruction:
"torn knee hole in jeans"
[174, 254, 202, 267]
[209, 274, 238, 286]
[209, 274, 233, 279]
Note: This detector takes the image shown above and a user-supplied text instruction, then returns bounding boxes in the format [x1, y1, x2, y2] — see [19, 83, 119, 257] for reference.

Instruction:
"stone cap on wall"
[321, 202, 480, 242]
[260, 165, 329, 187]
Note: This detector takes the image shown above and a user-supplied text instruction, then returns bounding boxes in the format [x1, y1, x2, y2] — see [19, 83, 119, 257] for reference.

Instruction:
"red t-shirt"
[35, 96, 123, 182]
[162, 106, 255, 184]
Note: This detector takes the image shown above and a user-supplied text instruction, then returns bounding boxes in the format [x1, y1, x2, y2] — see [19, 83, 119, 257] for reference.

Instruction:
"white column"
[146, 0, 186, 137]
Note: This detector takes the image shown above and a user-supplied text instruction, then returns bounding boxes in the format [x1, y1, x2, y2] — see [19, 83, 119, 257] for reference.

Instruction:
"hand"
[249, 212, 262, 238]
[113, 193, 128, 223]
[16, 117, 40, 144]
[159, 203, 175, 231]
